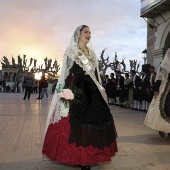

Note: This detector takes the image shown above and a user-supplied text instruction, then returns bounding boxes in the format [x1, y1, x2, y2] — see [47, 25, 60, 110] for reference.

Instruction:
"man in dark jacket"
[23, 76, 33, 100]
[130, 70, 142, 110]
[41, 76, 48, 100]
[102, 75, 110, 99]
[148, 66, 156, 104]
[2, 80, 6, 92]
[115, 71, 124, 106]
[37, 77, 43, 99]
[108, 73, 116, 105]
[141, 69, 150, 112]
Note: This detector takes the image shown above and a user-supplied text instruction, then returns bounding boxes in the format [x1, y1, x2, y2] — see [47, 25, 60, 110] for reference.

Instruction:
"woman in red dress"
[42, 25, 118, 170]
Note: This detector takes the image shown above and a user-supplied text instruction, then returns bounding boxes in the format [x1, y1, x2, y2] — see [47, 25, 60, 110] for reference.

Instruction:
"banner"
[141, 0, 161, 14]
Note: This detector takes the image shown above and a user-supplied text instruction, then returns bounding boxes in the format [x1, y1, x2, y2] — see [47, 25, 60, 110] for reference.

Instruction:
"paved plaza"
[0, 93, 170, 170]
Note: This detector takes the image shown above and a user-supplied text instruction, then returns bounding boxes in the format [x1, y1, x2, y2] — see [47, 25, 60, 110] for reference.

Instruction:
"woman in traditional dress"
[144, 48, 170, 138]
[42, 25, 118, 170]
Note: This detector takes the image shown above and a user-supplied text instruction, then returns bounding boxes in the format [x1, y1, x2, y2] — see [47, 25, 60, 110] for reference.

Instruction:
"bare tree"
[1, 56, 10, 66]
[129, 59, 141, 73]
[98, 49, 114, 75]
[120, 57, 129, 73]
[99, 49, 141, 75]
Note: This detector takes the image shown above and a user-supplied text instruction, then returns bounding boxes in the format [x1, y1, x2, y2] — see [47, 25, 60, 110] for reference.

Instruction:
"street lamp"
[142, 49, 147, 64]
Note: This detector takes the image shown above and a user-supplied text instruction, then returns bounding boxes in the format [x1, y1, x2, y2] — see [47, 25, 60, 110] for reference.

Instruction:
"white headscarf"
[156, 48, 170, 81]
[160, 48, 170, 72]
[45, 25, 104, 134]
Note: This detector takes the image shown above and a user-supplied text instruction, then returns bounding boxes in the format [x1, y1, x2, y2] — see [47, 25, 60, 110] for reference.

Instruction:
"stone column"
[10, 73, 14, 82]
[147, 19, 157, 66]
[152, 48, 164, 71]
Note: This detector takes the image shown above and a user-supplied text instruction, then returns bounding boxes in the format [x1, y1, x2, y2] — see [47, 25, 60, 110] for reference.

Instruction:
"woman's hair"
[130, 70, 136, 74]
[142, 69, 147, 74]
[125, 73, 129, 77]
[110, 73, 114, 77]
[149, 66, 154, 70]
[80, 25, 89, 33]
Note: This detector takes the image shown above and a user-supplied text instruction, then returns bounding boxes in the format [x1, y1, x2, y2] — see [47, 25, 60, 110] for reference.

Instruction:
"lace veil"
[45, 25, 102, 133]
[156, 48, 170, 81]
[160, 48, 170, 72]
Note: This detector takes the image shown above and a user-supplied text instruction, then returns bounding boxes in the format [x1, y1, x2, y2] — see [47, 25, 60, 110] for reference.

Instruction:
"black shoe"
[81, 165, 91, 170]
[142, 109, 147, 112]
[159, 131, 165, 137]
[23, 98, 26, 100]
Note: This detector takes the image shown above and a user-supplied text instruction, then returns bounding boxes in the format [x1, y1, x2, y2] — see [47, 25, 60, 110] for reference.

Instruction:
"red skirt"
[42, 116, 118, 166]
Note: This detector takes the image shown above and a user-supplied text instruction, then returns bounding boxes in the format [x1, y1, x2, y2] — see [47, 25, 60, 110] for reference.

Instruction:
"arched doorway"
[4, 72, 8, 80]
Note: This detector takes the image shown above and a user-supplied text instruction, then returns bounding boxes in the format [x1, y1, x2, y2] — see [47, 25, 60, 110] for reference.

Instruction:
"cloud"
[0, 0, 146, 72]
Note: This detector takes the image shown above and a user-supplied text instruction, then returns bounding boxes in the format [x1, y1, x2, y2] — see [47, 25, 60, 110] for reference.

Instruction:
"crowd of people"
[0, 75, 50, 101]
[0, 79, 37, 93]
[101, 66, 156, 113]
[22, 75, 49, 100]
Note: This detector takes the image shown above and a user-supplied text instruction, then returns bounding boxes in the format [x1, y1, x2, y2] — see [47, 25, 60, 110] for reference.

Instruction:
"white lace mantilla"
[160, 48, 170, 73]
[156, 66, 169, 81]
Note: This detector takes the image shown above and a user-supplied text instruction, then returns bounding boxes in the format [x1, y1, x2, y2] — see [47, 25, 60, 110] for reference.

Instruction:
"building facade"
[141, 0, 170, 70]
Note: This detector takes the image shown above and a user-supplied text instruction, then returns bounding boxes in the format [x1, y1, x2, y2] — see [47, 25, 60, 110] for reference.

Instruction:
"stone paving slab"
[0, 93, 170, 170]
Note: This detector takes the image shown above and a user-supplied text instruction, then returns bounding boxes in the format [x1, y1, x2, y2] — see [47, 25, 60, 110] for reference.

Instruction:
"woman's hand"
[154, 92, 159, 99]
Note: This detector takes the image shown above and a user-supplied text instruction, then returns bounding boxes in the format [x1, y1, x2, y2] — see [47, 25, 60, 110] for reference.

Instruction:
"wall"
[147, 11, 170, 71]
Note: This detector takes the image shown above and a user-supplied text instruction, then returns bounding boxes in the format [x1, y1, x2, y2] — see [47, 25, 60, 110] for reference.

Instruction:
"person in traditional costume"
[130, 70, 142, 111]
[144, 48, 170, 138]
[120, 73, 133, 108]
[115, 71, 124, 106]
[108, 73, 116, 105]
[148, 66, 156, 104]
[140, 69, 150, 112]
[102, 75, 110, 101]
[42, 25, 118, 170]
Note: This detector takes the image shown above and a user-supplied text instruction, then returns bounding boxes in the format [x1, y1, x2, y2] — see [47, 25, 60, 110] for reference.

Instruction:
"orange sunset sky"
[0, 0, 147, 73]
